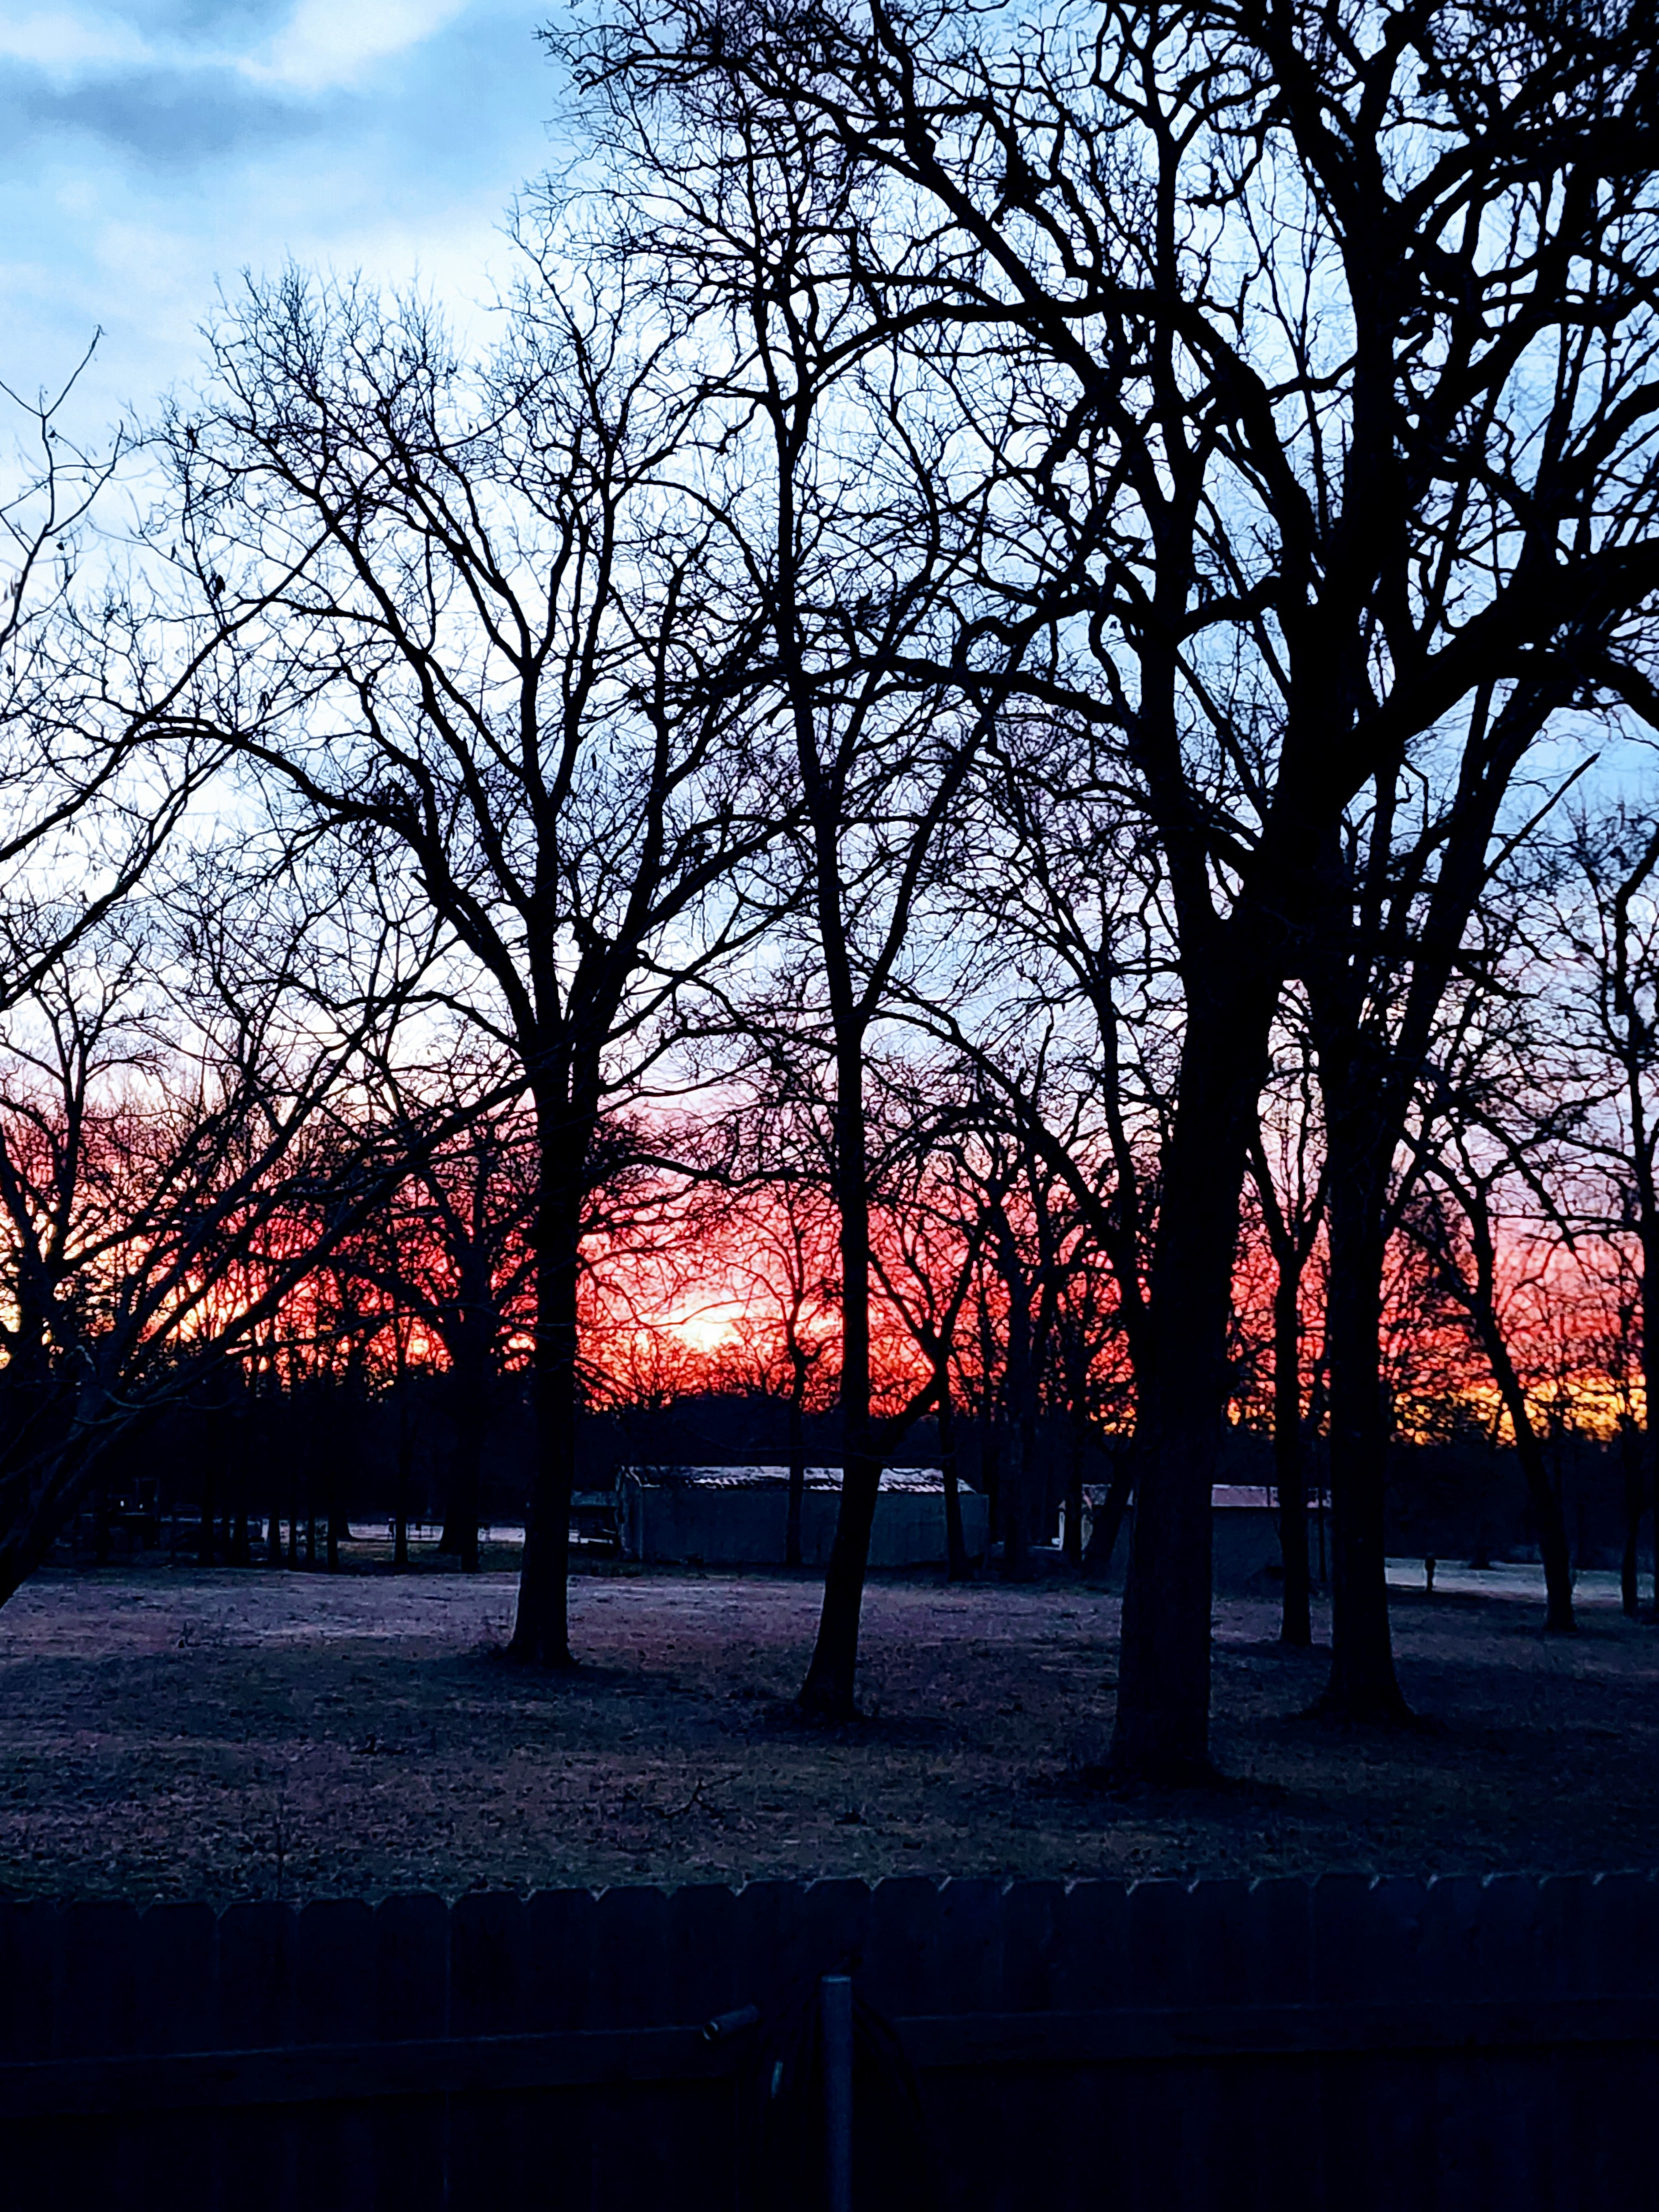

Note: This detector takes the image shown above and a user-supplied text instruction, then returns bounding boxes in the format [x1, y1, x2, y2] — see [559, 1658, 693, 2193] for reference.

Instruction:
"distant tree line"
[3, 0, 1659, 1780]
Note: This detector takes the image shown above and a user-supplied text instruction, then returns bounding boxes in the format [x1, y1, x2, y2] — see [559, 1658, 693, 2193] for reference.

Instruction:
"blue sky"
[0, 3, 567, 439]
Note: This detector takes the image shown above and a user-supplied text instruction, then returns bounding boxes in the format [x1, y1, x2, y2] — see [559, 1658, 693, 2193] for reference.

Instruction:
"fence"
[3, 1870, 1656, 2210]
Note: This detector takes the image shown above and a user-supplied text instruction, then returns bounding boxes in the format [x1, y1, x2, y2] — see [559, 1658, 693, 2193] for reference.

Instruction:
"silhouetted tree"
[164, 258, 782, 1665]
[0, 856, 413, 1604]
[1552, 801, 1659, 1616]
[578, 0, 1659, 1767]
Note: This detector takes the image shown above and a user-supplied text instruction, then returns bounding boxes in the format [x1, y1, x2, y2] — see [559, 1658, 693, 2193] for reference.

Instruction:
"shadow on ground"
[2, 1562, 1656, 1902]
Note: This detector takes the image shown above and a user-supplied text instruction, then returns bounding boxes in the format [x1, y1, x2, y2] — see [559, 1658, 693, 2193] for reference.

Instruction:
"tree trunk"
[800, 1043, 877, 1719]
[0, 1404, 136, 1607]
[509, 1113, 582, 1668]
[938, 1360, 969, 1581]
[994, 1215, 1036, 1583]
[327, 1392, 350, 1569]
[1000, 1417, 1031, 1582]
[1110, 1379, 1222, 1779]
[1273, 1265, 1312, 1647]
[1467, 1304, 1575, 1634]
[1063, 1411, 1087, 1572]
[197, 1408, 217, 1570]
[265, 1414, 285, 1567]
[1507, 1412, 1577, 1635]
[785, 1350, 807, 1571]
[1641, 1202, 1659, 1619]
[227, 1405, 250, 1567]
[394, 1413, 413, 1572]
[1109, 974, 1275, 1780]
[441, 1349, 487, 1574]
[1318, 1139, 1410, 1721]
[1620, 1417, 1642, 1620]
[980, 1419, 1001, 1547]
[801, 1448, 885, 1714]
[1083, 1455, 1133, 1577]
[1303, 701, 1547, 1708]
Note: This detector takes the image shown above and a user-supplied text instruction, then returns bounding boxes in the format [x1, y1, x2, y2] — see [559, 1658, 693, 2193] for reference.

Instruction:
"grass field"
[3, 1557, 1656, 1904]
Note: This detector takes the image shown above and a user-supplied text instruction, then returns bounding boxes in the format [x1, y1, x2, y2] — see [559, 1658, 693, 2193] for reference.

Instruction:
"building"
[617, 1465, 989, 1568]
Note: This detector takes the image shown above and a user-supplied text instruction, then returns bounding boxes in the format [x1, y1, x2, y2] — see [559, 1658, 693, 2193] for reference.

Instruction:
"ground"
[2, 1554, 1656, 1905]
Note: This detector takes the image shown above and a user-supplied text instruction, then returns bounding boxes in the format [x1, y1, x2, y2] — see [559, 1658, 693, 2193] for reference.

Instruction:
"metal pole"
[821, 1973, 853, 2212]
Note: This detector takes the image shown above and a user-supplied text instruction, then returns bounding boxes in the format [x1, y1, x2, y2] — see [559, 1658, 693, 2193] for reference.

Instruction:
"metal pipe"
[821, 1973, 854, 2212]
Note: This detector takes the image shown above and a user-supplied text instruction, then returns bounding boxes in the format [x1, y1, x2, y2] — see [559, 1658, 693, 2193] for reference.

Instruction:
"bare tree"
[336, 1066, 538, 1570]
[1398, 919, 1583, 1632]
[893, 708, 1173, 1583]
[559, 94, 1014, 1714]
[1, 348, 230, 1018]
[896, 708, 1170, 1413]
[1574, 1241, 1647, 1615]
[1548, 796, 1659, 1615]
[867, 1078, 1010, 1580]
[711, 1101, 841, 1567]
[164, 257, 781, 1665]
[981, 1133, 1073, 1579]
[0, 849, 419, 1604]
[579, 0, 1659, 1770]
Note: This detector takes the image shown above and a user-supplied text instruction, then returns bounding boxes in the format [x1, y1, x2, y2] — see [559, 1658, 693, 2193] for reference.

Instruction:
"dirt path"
[2, 1561, 1656, 1903]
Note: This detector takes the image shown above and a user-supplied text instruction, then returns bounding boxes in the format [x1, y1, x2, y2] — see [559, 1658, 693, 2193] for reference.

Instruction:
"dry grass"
[2, 1556, 1656, 1904]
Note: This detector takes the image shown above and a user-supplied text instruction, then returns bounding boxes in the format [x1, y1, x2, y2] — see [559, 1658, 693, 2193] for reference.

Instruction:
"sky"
[0, 2, 569, 443]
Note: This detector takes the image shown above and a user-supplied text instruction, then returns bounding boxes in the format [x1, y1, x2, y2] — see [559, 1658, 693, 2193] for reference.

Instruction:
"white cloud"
[0, 2, 473, 97]
[246, 0, 469, 93]
[0, 10, 152, 74]
[0, 0, 559, 436]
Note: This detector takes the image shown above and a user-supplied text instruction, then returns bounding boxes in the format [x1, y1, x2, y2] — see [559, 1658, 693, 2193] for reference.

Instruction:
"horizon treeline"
[4, 0, 1659, 1776]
